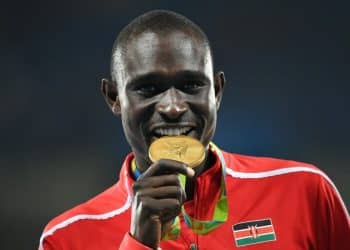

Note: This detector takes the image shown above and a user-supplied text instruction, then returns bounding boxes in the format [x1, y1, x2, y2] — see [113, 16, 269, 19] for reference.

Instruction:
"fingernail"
[187, 167, 195, 177]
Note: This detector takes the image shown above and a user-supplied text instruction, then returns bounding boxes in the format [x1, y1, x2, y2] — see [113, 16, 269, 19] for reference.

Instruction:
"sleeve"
[119, 233, 153, 250]
[315, 175, 350, 250]
[40, 233, 154, 250]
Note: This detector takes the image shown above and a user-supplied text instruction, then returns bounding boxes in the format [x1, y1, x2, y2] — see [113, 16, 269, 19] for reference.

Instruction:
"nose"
[156, 87, 188, 120]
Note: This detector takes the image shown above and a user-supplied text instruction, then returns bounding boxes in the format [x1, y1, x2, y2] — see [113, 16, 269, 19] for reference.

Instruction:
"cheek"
[121, 104, 142, 132]
[121, 96, 154, 132]
[195, 89, 217, 119]
[197, 90, 217, 141]
[119, 97, 140, 136]
[120, 99, 150, 154]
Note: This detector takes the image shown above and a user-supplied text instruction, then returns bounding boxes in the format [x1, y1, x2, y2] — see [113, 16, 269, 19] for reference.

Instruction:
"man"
[39, 10, 350, 250]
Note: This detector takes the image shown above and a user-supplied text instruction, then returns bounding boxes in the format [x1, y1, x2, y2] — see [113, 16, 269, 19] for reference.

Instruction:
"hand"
[130, 159, 195, 249]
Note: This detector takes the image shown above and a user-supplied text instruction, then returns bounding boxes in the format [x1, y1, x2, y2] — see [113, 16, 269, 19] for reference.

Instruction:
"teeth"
[154, 127, 192, 136]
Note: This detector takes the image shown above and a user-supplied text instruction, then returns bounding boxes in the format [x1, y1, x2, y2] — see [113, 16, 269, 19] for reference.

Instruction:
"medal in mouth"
[148, 135, 205, 168]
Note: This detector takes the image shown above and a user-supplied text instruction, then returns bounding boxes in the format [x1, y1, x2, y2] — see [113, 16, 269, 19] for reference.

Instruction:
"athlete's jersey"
[39, 146, 350, 250]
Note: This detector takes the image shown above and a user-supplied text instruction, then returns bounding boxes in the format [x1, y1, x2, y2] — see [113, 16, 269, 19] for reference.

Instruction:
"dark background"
[1, 1, 349, 249]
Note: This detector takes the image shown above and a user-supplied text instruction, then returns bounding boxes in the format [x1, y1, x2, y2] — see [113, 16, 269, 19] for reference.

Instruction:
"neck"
[134, 154, 152, 174]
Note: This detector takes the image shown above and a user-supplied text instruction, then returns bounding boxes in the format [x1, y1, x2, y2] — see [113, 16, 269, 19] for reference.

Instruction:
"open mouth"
[153, 127, 192, 137]
[153, 126, 193, 137]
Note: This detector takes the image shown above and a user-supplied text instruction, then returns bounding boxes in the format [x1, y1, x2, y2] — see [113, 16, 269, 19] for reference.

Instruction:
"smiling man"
[39, 10, 350, 250]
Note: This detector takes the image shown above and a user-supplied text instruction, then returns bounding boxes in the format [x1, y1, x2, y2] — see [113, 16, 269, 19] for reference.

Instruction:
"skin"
[101, 29, 225, 249]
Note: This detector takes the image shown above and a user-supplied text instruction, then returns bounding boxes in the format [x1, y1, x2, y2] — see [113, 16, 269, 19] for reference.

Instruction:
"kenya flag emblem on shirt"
[233, 218, 276, 247]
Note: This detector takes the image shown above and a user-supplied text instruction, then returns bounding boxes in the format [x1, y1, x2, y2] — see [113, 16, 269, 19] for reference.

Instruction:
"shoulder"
[221, 150, 329, 180]
[221, 150, 348, 215]
[39, 182, 131, 248]
[222, 150, 317, 173]
[220, 150, 337, 195]
[221, 150, 347, 208]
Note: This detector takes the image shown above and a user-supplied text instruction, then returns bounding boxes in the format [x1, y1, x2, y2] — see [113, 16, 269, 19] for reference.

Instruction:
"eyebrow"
[126, 70, 211, 88]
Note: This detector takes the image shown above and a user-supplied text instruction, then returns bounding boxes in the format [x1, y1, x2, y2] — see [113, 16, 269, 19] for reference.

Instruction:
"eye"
[136, 84, 157, 96]
[183, 81, 203, 91]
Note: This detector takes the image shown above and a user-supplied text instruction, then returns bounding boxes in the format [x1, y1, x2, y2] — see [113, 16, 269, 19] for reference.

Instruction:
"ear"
[100, 78, 121, 116]
[214, 71, 226, 111]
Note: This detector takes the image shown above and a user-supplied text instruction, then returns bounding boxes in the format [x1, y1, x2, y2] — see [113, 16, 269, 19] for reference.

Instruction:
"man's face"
[112, 30, 222, 169]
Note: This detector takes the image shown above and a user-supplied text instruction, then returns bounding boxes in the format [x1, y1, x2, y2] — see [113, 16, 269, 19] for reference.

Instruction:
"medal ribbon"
[131, 142, 228, 240]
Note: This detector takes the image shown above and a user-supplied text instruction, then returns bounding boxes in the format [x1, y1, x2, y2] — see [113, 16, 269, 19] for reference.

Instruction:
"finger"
[139, 159, 194, 180]
[150, 215, 162, 246]
[136, 186, 186, 203]
[154, 198, 182, 217]
[133, 174, 180, 190]
[140, 197, 182, 217]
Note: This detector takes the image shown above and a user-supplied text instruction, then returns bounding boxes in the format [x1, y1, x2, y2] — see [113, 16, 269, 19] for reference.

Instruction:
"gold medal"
[149, 136, 205, 168]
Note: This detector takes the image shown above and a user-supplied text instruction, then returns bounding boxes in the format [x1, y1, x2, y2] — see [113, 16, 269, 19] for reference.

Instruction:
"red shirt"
[39, 147, 350, 250]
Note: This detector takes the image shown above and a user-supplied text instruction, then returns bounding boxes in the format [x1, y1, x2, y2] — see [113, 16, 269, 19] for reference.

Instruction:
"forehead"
[115, 30, 213, 85]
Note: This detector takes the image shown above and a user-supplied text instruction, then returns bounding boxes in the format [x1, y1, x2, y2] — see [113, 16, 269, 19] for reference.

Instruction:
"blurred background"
[1, 0, 349, 249]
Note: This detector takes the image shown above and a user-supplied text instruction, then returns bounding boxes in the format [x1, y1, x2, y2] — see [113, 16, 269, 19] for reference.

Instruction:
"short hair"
[110, 10, 212, 82]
